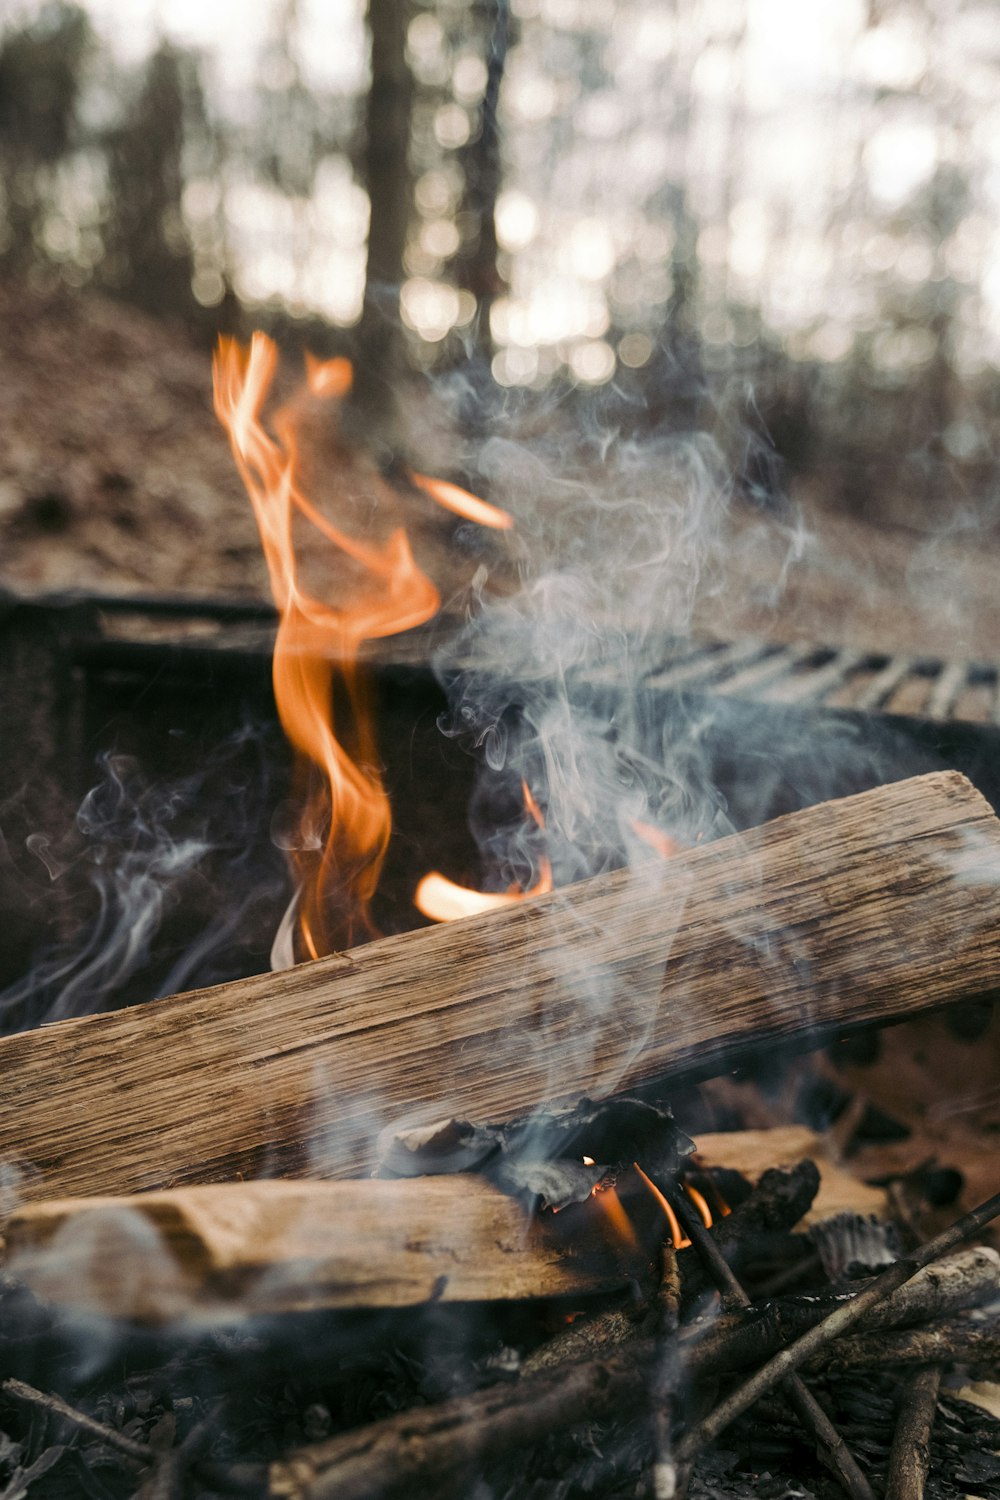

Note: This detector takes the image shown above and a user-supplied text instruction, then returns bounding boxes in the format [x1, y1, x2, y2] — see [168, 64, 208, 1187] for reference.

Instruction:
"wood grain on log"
[0, 772, 998, 1206]
[4, 1177, 627, 1320]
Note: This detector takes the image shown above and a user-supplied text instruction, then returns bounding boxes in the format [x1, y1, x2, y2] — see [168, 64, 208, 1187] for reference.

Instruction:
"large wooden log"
[4, 1177, 629, 1320]
[1, 771, 998, 1207]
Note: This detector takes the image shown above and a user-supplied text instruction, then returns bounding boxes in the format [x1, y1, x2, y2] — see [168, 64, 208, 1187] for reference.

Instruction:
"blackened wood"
[676, 1184, 1000, 1464]
[693, 1126, 888, 1224]
[813, 1314, 1000, 1375]
[269, 1346, 655, 1500]
[682, 1246, 1000, 1377]
[885, 1366, 941, 1500]
[669, 1183, 876, 1500]
[1, 772, 1000, 1205]
[679, 1160, 821, 1303]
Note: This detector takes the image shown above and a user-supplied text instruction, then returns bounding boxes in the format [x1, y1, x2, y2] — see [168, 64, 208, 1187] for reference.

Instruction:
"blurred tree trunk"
[103, 43, 197, 321]
[351, 0, 415, 452]
[0, 2, 90, 272]
[451, 0, 511, 357]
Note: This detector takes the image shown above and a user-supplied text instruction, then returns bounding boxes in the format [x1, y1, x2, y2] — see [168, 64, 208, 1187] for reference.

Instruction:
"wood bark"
[886, 1365, 941, 1500]
[1, 772, 999, 1207]
[270, 1343, 657, 1500]
[4, 1177, 630, 1322]
[681, 1247, 1000, 1378]
[811, 1314, 1000, 1375]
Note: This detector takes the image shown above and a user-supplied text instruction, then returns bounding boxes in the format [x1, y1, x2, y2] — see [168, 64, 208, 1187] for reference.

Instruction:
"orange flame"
[632, 1164, 715, 1249]
[213, 333, 511, 959]
[409, 471, 514, 530]
[631, 819, 685, 860]
[415, 778, 552, 921]
[633, 1163, 690, 1248]
[591, 1182, 640, 1252]
[683, 1181, 714, 1230]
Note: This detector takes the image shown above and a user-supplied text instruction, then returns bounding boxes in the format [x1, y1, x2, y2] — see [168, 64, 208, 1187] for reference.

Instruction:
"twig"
[811, 1312, 1000, 1374]
[885, 1366, 941, 1500]
[681, 1246, 1000, 1378]
[1, 1377, 155, 1464]
[271, 1347, 655, 1500]
[676, 1184, 1000, 1466]
[668, 1185, 875, 1500]
[651, 1249, 682, 1500]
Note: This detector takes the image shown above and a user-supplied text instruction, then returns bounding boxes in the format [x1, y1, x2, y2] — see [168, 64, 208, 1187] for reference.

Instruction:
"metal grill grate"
[634, 639, 1000, 726]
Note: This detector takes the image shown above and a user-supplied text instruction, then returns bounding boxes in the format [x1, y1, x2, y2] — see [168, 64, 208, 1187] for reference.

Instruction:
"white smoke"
[0, 734, 287, 1032]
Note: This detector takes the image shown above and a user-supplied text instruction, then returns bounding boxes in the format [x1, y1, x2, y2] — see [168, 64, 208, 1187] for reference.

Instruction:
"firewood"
[682, 1246, 1000, 1377]
[269, 1344, 657, 1500]
[669, 1178, 876, 1500]
[676, 1185, 1000, 1465]
[1, 772, 999, 1206]
[272, 1213, 1000, 1500]
[4, 1177, 631, 1322]
[692, 1126, 889, 1225]
[811, 1313, 1000, 1375]
[887, 1365, 941, 1500]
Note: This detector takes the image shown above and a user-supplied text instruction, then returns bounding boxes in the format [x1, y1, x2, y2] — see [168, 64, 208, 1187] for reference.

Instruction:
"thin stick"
[271, 1347, 654, 1500]
[676, 1186, 1000, 1465]
[1, 1377, 154, 1464]
[681, 1246, 1000, 1379]
[885, 1366, 941, 1500]
[651, 1250, 682, 1500]
[668, 1187, 875, 1500]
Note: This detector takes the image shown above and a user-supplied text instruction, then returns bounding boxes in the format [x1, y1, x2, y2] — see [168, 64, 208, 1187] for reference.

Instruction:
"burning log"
[0, 772, 999, 1206]
[3, 1177, 634, 1321]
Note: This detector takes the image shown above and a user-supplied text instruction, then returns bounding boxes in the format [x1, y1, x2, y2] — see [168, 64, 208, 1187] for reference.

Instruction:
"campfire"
[1, 337, 1000, 1500]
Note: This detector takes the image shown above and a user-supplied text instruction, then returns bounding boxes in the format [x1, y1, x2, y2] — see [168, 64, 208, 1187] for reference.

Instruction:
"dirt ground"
[2, 279, 999, 664]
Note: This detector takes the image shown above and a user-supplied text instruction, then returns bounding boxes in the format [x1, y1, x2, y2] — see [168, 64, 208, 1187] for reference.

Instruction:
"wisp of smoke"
[0, 731, 287, 1033]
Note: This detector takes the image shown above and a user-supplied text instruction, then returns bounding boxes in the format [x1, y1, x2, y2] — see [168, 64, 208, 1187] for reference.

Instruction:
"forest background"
[2, 0, 1000, 653]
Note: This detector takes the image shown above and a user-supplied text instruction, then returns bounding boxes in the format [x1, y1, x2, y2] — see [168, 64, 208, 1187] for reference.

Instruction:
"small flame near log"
[415, 777, 553, 921]
[212, 332, 511, 961]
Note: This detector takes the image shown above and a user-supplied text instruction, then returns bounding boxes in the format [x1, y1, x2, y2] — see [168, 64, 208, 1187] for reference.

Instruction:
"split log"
[3, 1177, 631, 1321]
[1, 771, 999, 1206]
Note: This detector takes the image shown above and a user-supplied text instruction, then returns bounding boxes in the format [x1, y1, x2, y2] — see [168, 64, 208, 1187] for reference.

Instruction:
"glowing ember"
[415, 779, 552, 922]
[213, 332, 512, 960]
